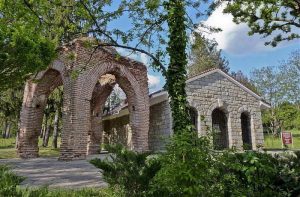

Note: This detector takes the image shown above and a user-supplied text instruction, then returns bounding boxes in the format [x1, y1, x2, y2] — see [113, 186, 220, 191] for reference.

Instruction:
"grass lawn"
[264, 129, 300, 150]
[0, 137, 60, 159]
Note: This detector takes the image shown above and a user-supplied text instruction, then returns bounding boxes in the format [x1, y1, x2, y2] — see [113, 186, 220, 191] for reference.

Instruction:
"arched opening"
[188, 106, 198, 131]
[241, 112, 252, 150]
[83, 62, 149, 155]
[212, 108, 228, 150]
[18, 68, 64, 158]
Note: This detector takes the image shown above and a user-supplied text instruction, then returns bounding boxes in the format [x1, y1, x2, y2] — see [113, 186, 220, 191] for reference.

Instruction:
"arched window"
[188, 107, 198, 131]
[241, 112, 252, 150]
[212, 108, 228, 150]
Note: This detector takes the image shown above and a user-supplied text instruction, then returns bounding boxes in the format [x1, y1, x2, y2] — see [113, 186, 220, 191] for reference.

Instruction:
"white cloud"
[200, 4, 297, 55]
[148, 74, 160, 88]
[140, 53, 149, 65]
[116, 48, 149, 66]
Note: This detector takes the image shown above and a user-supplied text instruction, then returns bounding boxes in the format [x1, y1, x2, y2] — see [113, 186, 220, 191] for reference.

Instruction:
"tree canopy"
[188, 33, 229, 77]
[214, 0, 300, 47]
[0, 0, 219, 133]
[251, 50, 300, 133]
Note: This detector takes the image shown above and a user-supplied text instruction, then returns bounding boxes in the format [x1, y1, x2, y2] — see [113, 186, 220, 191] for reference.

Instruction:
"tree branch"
[96, 43, 167, 76]
[79, 0, 118, 45]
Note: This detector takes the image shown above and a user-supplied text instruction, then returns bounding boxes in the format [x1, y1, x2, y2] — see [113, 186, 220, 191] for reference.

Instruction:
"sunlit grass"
[264, 130, 300, 150]
[0, 137, 61, 159]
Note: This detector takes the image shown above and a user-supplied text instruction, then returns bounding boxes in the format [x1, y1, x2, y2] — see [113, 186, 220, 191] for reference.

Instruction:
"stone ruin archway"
[17, 38, 150, 160]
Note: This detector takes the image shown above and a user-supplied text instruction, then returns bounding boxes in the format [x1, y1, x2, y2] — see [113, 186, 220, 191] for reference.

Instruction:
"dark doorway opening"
[212, 108, 228, 150]
[189, 107, 198, 131]
[241, 112, 252, 150]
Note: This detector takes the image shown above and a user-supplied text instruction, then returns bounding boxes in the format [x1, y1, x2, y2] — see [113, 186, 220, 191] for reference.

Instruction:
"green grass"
[0, 137, 61, 159]
[264, 129, 300, 150]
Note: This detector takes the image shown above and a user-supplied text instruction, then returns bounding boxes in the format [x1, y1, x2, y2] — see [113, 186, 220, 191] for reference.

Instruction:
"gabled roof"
[186, 68, 262, 100]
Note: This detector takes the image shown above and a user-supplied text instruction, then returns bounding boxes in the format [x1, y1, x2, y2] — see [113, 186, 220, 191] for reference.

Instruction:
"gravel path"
[0, 155, 108, 189]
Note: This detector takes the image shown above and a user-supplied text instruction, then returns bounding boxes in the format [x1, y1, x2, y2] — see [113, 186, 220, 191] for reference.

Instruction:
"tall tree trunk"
[52, 110, 59, 149]
[2, 120, 7, 138]
[43, 124, 51, 147]
[5, 122, 11, 138]
[40, 114, 47, 138]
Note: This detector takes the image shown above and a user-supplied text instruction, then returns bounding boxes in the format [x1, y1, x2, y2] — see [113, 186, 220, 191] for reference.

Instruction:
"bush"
[149, 131, 300, 197]
[149, 131, 223, 196]
[0, 165, 23, 197]
[90, 144, 161, 197]
[91, 133, 300, 197]
[20, 187, 119, 197]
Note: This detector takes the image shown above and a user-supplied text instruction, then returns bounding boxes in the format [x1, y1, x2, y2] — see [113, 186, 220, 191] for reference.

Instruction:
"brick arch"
[87, 82, 115, 154]
[17, 64, 65, 158]
[72, 61, 149, 157]
[18, 38, 149, 160]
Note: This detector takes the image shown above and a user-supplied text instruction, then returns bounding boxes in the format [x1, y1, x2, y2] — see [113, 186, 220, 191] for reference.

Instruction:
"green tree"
[0, 86, 23, 138]
[278, 50, 300, 104]
[231, 70, 258, 94]
[0, 1, 57, 90]
[251, 50, 300, 133]
[188, 32, 229, 78]
[214, 0, 300, 47]
[1, 0, 218, 134]
[276, 102, 299, 130]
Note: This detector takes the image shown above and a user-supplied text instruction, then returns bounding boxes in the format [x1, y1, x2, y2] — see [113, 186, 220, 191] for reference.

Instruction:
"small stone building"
[103, 68, 270, 151]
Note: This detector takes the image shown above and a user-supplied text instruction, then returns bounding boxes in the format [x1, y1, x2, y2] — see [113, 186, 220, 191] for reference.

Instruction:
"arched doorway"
[188, 107, 198, 131]
[241, 112, 252, 150]
[212, 108, 228, 150]
[78, 61, 149, 155]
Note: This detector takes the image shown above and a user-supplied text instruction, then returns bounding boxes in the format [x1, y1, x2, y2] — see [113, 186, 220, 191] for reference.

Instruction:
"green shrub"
[90, 144, 161, 197]
[0, 165, 23, 197]
[149, 132, 300, 197]
[149, 131, 223, 196]
[20, 187, 119, 197]
[90, 133, 300, 197]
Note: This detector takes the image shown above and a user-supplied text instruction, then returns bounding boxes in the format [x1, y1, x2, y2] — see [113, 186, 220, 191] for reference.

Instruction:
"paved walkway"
[0, 155, 108, 189]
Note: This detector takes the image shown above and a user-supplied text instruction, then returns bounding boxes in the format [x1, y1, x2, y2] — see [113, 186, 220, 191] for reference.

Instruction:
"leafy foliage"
[251, 50, 300, 133]
[90, 144, 161, 197]
[0, 165, 24, 197]
[92, 132, 300, 196]
[231, 70, 259, 95]
[149, 132, 220, 196]
[216, 0, 300, 47]
[165, 0, 193, 134]
[188, 32, 229, 77]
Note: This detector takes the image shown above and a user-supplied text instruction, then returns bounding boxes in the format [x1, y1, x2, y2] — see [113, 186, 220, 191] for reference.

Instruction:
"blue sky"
[116, 2, 300, 93]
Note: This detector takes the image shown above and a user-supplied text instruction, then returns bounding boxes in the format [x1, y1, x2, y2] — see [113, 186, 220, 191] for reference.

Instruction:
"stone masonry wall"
[148, 101, 172, 151]
[101, 100, 172, 152]
[102, 115, 132, 148]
